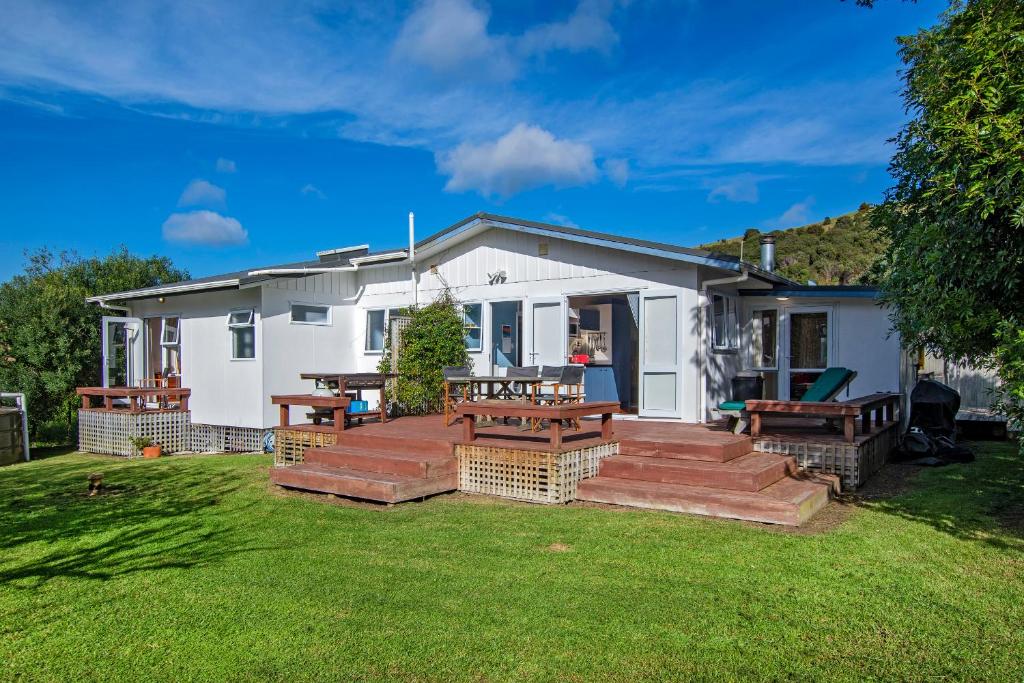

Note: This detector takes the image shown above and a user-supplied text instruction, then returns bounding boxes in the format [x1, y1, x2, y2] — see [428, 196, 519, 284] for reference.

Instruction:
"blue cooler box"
[348, 400, 369, 414]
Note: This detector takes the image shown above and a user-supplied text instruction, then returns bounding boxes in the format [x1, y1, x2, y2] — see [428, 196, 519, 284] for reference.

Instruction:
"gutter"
[247, 266, 358, 276]
[86, 278, 241, 303]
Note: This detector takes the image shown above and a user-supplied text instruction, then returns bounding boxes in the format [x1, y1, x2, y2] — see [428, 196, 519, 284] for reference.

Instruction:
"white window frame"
[289, 302, 332, 326]
[711, 293, 739, 351]
[160, 315, 180, 347]
[227, 308, 256, 361]
[460, 302, 483, 353]
[364, 308, 397, 354]
[748, 306, 779, 370]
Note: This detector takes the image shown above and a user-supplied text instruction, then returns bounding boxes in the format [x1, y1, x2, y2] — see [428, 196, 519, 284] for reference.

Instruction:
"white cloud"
[705, 173, 771, 204]
[162, 210, 248, 246]
[519, 0, 620, 57]
[215, 157, 236, 173]
[603, 158, 629, 187]
[771, 197, 815, 228]
[543, 212, 579, 229]
[438, 123, 598, 196]
[301, 183, 326, 199]
[393, 0, 516, 81]
[177, 179, 226, 208]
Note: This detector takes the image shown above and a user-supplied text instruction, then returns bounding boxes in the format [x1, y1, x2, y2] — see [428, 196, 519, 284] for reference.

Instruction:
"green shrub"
[377, 291, 470, 415]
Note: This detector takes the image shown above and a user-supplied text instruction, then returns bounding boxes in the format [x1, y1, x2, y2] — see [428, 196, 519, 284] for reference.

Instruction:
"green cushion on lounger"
[718, 400, 747, 412]
[800, 367, 855, 402]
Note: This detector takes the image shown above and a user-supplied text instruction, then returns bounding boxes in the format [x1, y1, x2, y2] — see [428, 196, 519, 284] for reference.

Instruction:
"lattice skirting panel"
[273, 428, 338, 467]
[78, 409, 190, 458]
[457, 441, 619, 504]
[190, 423, 269, 454]
[753, 424, 897, 490]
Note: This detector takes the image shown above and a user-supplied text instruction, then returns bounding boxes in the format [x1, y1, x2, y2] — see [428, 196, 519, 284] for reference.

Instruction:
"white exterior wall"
[128, 287, 265, 428]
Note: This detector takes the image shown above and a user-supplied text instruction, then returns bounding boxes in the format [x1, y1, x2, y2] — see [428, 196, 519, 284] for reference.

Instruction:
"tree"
[872, 0, 1024, 436]
[0, 248, 188, 442]
[377, 290, 471, 415]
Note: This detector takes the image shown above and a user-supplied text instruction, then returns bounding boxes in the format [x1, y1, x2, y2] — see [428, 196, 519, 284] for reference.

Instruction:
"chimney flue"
[759, 235, 776, 273]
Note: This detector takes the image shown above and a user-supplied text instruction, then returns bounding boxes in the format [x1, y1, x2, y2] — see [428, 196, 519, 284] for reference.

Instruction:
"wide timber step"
[304, 446, 456, 479]
[618, 432, 752, 463]
[575, 474, 832, 526]
[598, 452, 797, 492]
[270, 463, 457, 503]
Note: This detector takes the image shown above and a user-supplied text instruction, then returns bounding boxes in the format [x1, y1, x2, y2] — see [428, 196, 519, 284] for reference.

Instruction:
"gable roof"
[413, 213, 796, 286]
[87, 211, 797, 303]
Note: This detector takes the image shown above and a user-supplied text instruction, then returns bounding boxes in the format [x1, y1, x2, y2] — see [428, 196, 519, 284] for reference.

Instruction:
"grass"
[1, 443, 1022, 682]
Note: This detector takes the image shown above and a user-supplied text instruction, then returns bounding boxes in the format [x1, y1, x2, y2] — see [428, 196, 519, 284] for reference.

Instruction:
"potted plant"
[129, 436, 161, 459]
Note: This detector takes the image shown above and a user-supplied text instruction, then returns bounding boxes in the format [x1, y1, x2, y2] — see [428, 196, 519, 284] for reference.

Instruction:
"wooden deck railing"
[76, 386, 191, 413]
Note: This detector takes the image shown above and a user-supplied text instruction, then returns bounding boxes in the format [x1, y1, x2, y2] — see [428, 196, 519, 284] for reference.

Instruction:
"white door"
[781, 306, 833, 400]
[101, 316, 143, 387]
[639, 290, 681, 418]
[524, 298, 566, 368]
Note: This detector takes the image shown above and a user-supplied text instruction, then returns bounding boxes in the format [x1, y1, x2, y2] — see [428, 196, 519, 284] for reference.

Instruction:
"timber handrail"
[76, 386, 191, 413]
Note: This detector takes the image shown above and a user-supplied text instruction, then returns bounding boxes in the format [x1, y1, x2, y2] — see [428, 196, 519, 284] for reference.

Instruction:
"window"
[158, 316, 181, 376]
[227, 309, 256, 360]
[750, 309, 778, 369]
[460, 303, 482, 351]
[290, 303, 331, 326]
[365, 309, 390, 352]
[711, 294, 739, 350]
[160, 316, 179, 346]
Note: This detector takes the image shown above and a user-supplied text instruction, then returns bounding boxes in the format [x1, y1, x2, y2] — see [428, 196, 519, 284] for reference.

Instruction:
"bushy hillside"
[698, 204, 884, 285]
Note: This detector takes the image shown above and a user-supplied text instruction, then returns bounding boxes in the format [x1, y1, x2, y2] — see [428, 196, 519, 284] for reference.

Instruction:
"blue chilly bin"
[348, 400, 369, 414]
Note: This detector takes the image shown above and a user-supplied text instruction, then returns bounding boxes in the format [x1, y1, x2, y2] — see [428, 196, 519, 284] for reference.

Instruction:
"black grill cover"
[907, 379, 960, 439]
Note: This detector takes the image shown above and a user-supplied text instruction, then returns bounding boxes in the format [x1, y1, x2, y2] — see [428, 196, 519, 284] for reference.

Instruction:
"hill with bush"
[698, 204, 883, 285]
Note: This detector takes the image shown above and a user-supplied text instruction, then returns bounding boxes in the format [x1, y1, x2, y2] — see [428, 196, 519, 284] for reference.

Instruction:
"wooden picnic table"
[299, 372, 396, 423]
[745, 392, 901, 443]
[456, 400, 619, 449]
[76, 386, 191, 413]
[447, 375, 544, 401]
[271, 394, 351, 435]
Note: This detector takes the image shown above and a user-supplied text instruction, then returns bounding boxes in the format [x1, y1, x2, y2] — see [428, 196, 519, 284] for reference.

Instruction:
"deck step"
[619, 435, 751, 463]
[598, 452, 796, 492]
[332, 432, 453, 457]
[305, 446, 456, 478]
[575, 474, 831, 526]
[270, 464, 457, 504]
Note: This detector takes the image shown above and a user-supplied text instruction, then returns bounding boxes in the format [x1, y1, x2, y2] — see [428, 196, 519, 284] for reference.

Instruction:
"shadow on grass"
[0, 455, 275, 587]
[861, 441, 1024, 552]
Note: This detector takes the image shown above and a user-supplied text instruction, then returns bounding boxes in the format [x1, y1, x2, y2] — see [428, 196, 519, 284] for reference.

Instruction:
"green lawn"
[1, 443, 1022, 682]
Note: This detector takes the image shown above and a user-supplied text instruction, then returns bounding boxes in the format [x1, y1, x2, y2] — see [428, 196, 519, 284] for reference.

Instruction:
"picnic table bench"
[271, 394, 351, 434]
[746, 392, 901, 443]
[456, 400, 619, 449]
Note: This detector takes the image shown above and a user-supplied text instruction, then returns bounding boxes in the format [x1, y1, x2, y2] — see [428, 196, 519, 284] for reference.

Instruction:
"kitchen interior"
[567, 293, 639, 413]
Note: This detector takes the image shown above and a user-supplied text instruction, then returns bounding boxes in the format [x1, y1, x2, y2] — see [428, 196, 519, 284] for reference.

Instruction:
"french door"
[782, 307, 833, 400]
[523, 298, 566, 368]
[638, 290, 681, 418]
[101, 316, 143, 387]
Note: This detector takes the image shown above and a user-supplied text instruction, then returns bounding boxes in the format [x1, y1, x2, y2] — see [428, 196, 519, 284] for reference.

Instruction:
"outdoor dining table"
[449, 375, 544, 401]
[299, 372, 396, 423]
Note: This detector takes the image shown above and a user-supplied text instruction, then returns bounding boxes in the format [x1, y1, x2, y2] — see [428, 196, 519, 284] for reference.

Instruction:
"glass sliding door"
[786, 308, 832, 400]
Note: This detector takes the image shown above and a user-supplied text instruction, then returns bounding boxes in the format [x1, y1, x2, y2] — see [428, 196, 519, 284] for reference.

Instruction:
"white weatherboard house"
[87, 213, 905, 439]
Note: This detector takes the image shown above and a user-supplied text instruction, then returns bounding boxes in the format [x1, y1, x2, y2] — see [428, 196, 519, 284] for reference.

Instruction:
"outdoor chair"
[718, 367, 857, 434]
[442, 366, 471, 426]
[505, 366, 539, 398]
[532, 365, 586, 431]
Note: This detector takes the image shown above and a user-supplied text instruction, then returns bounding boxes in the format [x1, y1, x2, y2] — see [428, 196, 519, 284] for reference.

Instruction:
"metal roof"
[739, 285, 882, 299]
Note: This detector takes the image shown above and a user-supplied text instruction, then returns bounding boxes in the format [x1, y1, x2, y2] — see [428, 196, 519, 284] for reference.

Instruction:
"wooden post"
[333, 406, 346, 433]
[180, 393, 189, 412]
[463, 411, 476, 442]
[550, 418, 563, 449]
[279, 404, 290, 427]
[601, 412, 614, 440]
[750, 412, 762, 438]
[843, 415, 855, 443]
[104, 395, 113, 411]
[82, 395, 90, 410]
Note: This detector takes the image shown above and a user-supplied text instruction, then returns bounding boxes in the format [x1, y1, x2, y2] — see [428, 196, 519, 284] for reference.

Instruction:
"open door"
[101, 316, 143, 387]
[639, 290, 681, 418]
[523, 298, 566, 369]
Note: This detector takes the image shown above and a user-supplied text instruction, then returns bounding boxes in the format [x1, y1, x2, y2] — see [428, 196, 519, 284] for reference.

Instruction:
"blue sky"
[0, 0, 941, 281]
